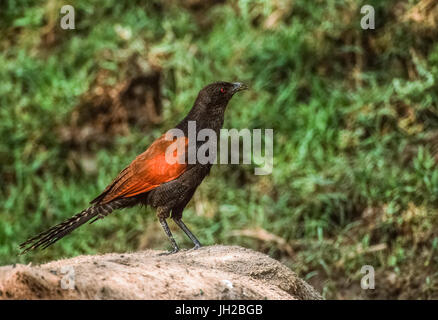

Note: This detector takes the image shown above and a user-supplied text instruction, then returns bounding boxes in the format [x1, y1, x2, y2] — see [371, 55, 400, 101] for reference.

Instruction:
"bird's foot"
[158, 248, 179, 256]
[189, 243, 202, 251]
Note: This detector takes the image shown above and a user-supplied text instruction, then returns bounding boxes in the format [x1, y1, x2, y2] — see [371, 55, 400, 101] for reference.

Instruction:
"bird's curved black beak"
[232, 82, 249, 93]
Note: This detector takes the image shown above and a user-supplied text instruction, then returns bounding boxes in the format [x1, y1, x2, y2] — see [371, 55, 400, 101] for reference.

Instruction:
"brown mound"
[0, 245, 321, 300]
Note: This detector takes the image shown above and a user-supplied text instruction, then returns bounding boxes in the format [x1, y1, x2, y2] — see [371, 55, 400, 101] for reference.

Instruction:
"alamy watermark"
[60, 5, 75, 30]
[164, 121, 273, 175]
[360, 265, 375, 289]
[60, 265, 75, 290]
[361, 5, 375, 29]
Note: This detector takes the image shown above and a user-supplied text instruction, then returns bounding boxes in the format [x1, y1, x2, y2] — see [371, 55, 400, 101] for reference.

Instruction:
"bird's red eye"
[220, 88, 225, 93]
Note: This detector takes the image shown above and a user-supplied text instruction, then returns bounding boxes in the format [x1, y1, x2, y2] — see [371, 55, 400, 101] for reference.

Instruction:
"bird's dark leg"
[158, 217, 179, 255]
[173, 218, 202, 250]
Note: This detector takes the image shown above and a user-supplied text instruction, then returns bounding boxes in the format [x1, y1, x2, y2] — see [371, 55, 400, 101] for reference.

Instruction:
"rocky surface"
[0, 245, 322, 300]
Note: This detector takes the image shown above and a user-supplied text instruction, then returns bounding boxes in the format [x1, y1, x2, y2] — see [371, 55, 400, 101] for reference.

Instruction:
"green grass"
[1, 0, 438, 299]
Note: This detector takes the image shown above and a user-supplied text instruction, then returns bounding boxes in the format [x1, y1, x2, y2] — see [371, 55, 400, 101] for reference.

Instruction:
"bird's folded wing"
[91, 134, 188, 204]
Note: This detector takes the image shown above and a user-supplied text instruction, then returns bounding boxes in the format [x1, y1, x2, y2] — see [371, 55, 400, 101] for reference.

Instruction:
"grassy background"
[1, 0, 438, 299]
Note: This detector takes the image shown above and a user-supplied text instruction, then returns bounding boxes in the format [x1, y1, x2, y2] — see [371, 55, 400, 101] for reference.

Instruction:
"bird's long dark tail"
[19, 198, 136, 254]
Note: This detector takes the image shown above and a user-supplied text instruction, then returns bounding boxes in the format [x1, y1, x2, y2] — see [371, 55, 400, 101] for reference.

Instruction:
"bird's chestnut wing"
[91, 134, 188, 204]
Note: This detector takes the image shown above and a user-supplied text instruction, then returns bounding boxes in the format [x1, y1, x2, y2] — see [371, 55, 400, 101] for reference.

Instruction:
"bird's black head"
[181, 81, 249, 128]
[196, 81, 248, 109]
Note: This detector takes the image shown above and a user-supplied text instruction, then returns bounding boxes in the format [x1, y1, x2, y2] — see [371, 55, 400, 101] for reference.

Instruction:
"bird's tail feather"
[19, 199, 133, 254]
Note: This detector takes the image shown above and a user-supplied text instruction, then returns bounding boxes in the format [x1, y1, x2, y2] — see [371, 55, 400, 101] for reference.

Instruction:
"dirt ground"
[0, 245, 322, 300]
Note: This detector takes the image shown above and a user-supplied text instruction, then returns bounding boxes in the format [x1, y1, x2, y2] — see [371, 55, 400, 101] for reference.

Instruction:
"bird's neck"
[176, 101, 226, 135]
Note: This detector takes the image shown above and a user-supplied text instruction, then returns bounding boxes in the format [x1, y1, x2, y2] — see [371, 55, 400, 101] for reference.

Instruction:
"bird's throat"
[177, 102, 227, 136]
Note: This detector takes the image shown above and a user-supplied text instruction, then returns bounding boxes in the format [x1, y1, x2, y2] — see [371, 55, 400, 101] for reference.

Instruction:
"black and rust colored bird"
[20, 81, 248, 254]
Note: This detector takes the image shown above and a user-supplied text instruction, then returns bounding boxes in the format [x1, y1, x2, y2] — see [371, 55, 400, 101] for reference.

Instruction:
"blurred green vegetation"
[1, 0, 438, 299]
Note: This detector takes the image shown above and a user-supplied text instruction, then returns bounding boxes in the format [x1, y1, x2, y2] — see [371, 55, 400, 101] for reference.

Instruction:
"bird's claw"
[158, 248, 179, 256]
[189, 244, 202, 251]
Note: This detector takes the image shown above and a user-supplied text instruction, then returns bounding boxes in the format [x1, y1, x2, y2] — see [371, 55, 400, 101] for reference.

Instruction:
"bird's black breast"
[143, 163, 212, 210]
